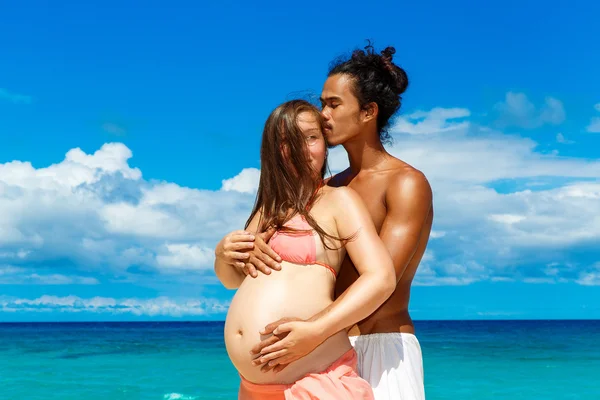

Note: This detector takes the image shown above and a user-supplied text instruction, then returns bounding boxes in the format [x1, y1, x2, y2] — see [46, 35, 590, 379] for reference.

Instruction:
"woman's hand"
[250, 318, 326, 373]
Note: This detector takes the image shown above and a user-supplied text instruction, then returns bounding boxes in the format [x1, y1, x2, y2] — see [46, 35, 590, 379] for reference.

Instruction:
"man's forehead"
[321, 76, 351, 99]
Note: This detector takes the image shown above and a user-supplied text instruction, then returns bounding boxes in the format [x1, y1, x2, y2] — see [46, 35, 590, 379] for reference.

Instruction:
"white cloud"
[2, 107, 599, 289]
[0, 87, 32, 104]
[0, 143, 141, 191]
[0, 295, 229, 316]
[577, 273, 600, 286]
[488, 214, 526, 225]
[413, 251, 482, 286]
[156, 244, 215, 271]
[329, 106, 600, 285]
[476, 311, 522, 317]
[330, 125, 600, 184]
[29, 274, 99, 285]
[588, 119, 600, 133]
[101, 202, 186, 238]
[102, 122, 126, 136]
[221, 168, 260, 193]
[523, 277, 557, 284]
[556, 133, 574, 144]
[0, 143, 256, 285]
[494, 92, 565, 129]
[576, 263, 600, 286]
[391, 107, 470, 135]
[586, 103, 600, 133]
[0, 266, 99, 285]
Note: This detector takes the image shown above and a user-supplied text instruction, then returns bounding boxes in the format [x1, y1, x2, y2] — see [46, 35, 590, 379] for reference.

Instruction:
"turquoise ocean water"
[1, 320, 598, 399]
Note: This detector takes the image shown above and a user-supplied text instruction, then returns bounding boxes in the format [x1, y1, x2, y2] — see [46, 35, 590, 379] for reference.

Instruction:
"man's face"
[320, 74, 363, 146]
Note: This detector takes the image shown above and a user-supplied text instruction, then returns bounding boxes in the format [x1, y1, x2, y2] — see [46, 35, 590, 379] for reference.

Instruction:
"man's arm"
[380, 169, 433, 282]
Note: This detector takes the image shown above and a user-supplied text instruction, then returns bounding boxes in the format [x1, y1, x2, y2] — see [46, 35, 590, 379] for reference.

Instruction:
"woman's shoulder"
[317, 185, 361, 210]
[321, 184, 358, 199]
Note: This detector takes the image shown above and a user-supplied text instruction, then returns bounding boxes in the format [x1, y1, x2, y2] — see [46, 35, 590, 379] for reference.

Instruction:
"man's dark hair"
[329, 41, 409, 144]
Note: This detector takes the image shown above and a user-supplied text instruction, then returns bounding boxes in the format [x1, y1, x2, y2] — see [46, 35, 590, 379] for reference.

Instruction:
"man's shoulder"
[391, 165, 428, 185]
[385, 163, 432, 203]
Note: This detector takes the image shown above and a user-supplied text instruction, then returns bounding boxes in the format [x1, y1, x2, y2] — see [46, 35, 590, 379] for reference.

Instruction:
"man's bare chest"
[347, 180, 388, 232]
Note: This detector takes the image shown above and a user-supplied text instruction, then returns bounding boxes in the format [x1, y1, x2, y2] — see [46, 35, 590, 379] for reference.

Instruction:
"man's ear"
[362, 102, 378, 123]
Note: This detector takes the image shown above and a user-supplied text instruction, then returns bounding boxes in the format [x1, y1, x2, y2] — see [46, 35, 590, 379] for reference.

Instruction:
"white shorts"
[350, 333, 425, 400]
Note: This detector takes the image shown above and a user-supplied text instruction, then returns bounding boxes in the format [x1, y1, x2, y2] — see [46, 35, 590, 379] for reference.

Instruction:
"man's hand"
[244, 227, 282, 277]
[215, 228, 282, 278]
[250, 318, 325, 373]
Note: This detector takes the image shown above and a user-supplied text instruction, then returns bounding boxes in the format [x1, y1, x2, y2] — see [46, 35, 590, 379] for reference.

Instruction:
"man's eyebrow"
[319, 96, 342, 103]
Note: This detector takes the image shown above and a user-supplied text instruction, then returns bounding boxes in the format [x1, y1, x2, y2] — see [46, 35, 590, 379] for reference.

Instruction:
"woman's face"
[296, 111, 326, 176]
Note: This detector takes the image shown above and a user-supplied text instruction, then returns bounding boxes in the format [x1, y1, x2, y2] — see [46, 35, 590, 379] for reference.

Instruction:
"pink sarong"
[238, 348, 374, 399]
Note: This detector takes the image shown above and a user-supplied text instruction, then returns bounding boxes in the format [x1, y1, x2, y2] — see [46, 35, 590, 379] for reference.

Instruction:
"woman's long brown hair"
[245, 100, 349, 249]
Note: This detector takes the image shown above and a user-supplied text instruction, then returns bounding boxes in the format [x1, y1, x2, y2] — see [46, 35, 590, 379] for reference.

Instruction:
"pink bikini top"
[268, 214, 337, 278]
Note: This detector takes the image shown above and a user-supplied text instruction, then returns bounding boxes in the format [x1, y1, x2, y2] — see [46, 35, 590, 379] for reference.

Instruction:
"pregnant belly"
[224, 264, 351, 384]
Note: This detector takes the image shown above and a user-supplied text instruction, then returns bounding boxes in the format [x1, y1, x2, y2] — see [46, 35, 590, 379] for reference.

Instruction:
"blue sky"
[1, 0, 599, 321]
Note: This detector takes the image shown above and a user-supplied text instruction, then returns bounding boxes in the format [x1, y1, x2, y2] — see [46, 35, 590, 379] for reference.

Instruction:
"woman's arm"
[251, 187, 396, 368]
[303, 186, 396, 338]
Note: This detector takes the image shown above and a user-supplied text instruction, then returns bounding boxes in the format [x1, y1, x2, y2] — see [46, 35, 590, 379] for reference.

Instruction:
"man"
[239, 43, 433, 399]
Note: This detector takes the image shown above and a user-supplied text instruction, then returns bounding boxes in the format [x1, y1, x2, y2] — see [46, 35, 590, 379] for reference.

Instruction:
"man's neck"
[343, 132, 390, 175]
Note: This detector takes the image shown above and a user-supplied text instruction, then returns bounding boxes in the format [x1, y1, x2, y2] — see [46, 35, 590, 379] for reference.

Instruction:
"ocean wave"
[163, 393, 198, 400]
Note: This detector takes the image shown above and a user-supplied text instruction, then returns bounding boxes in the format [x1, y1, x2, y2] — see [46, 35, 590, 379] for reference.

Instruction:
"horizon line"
[1, 318, 599, 324]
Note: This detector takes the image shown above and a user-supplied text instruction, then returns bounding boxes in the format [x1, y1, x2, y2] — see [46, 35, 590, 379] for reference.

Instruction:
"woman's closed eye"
[305, 135, 319, 145]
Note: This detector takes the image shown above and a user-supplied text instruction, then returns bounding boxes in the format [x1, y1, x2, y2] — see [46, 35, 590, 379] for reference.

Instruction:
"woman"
[214, 100, 396, 399]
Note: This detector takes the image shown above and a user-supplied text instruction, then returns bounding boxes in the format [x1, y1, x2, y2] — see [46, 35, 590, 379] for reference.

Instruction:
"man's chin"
[326, 137, 343, 148]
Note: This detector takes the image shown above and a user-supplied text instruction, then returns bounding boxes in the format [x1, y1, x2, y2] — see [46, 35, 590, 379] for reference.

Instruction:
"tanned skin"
[239, 74, 433, 372]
